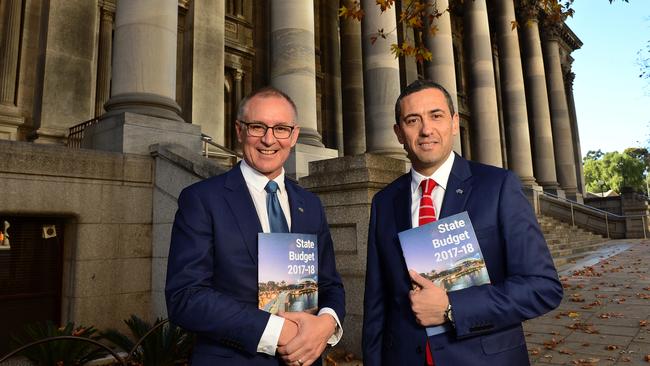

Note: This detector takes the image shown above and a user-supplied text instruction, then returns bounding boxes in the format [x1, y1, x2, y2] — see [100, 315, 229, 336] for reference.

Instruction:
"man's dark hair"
[394, 79, 456, 124]
[237, 86, 298, 122]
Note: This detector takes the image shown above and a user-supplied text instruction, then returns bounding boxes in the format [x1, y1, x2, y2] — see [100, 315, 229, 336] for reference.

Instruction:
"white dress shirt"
[409, 152, 456, 228]
[239, 160, 343, 356]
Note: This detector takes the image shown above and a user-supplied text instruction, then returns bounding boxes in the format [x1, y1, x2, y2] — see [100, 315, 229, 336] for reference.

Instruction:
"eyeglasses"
[238, 120, 296, 139]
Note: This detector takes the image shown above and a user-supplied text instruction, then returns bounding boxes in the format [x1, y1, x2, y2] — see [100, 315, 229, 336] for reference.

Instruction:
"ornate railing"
[67, 118, 100, 148]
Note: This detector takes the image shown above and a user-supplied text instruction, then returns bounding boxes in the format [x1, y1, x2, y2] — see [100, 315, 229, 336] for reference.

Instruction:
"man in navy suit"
[362, 80, 563, 365]
[166, 87, 345, 366]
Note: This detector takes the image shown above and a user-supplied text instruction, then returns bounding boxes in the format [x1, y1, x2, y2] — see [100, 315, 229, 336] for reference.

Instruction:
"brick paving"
[526, 239, 650, 365]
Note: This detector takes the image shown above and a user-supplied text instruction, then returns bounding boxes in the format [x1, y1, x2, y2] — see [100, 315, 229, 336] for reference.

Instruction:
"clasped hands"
[409, 270, 450, 327]
[276, 312, 337, 366]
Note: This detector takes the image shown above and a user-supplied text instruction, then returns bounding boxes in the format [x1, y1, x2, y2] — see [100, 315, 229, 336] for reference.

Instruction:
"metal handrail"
[0, 319, 174, 365]
[201, 133, 242, 163]
[526, 187, 649, 239]
[0, 336, 127, 365]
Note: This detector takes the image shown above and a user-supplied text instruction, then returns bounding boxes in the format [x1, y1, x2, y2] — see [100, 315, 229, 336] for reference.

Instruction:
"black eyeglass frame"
[237, 120, 297, 139]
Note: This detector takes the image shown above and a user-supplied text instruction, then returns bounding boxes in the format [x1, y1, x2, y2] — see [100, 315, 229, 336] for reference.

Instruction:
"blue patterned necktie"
[265, 180, 289, 233]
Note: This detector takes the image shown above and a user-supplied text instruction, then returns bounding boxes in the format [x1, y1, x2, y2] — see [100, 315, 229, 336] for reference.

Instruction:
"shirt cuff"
[318, 307, 343, 346]
[257, 314, 284, 356]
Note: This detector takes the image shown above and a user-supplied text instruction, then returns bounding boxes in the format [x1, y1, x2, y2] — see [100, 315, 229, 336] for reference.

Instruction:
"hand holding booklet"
[258, 233, 318, 315]
[398, 211, 490, 335]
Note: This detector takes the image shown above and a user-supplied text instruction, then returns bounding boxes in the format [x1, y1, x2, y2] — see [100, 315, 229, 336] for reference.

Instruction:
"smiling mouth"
[259, 149, 277, 155]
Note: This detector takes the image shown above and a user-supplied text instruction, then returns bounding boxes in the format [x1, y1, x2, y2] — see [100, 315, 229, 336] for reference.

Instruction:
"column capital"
[99, 0, 116, 13]
[564, 71, 575, 89]
[515, 1, 540, 22]
[233, 68, 244, 81]
[540, 23, 562, 42]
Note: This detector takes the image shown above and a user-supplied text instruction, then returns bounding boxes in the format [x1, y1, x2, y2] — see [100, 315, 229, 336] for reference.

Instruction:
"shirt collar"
[410, 152, 456, 195]
[240, 159, 286, 194]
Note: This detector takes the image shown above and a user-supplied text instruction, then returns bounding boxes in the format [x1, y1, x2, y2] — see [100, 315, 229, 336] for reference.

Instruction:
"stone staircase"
[537, 214, 608, 267]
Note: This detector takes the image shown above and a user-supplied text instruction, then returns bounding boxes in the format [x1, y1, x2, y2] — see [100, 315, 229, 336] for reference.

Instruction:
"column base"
[297, 127, 326, 148]
[28, 127, 68, 145]
[104, 92, 184, 122]
[81, 112, 202, 155]
[0, 104, 25, 140]
[285, 143, 339, 179]
[562, 187, 583, 203]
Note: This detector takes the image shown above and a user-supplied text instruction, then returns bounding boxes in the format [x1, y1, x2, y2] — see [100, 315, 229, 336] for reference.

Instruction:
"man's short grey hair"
[237, 86, 298, 123]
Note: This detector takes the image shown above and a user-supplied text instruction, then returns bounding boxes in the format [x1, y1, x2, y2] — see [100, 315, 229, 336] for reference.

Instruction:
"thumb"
[409, 269, 434, 289]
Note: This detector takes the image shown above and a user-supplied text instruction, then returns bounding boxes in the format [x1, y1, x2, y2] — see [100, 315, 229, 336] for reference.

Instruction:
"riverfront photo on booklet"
[398, 211, 490, 291]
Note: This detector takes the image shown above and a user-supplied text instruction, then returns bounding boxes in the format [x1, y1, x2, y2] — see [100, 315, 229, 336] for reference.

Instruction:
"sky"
[565, 0, 650, 156]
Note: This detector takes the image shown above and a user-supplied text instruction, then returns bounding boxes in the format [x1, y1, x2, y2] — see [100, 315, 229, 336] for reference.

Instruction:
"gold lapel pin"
[456, 189, 464, 195]
[298, 207, 304, 213]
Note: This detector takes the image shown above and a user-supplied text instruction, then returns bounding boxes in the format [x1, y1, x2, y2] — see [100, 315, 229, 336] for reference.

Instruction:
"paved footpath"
[526, 239, 650, 365]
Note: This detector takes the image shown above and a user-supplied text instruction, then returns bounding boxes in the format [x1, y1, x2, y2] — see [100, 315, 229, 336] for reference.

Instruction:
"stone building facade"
[0, 0, 585, 356]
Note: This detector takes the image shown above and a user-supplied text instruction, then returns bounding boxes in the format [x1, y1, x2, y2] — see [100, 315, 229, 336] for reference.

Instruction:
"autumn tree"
[339, 0, 575, 63]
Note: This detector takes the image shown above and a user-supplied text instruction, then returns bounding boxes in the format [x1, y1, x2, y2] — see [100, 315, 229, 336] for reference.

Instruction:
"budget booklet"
[398, 211, 490, 335]
[258, 233, 318, 315]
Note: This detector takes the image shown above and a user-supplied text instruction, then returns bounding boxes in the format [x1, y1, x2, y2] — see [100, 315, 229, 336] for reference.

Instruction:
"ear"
[451, 113, 460, 136]
[289, 126, 300, 147]
[235, 121, 244, 143]
[393, 123, 405, 144]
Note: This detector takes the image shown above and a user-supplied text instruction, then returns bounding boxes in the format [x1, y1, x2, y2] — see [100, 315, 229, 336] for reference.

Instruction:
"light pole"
[598, 179, 605, 197]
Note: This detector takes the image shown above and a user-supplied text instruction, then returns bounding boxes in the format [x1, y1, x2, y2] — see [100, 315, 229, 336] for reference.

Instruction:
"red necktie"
[418, 179, 437, 366]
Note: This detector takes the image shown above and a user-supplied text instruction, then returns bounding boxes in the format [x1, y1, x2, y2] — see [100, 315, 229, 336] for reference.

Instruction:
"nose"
[420, 117, 434, 136]
[261, 126, 277, 145]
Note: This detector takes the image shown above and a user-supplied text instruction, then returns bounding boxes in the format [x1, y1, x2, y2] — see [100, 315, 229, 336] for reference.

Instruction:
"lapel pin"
[456, 189, 464, 195]
[298, 207, 304, 213]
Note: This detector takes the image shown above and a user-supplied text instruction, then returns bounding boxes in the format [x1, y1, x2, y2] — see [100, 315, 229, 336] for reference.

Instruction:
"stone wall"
[0, 140, 153, 331]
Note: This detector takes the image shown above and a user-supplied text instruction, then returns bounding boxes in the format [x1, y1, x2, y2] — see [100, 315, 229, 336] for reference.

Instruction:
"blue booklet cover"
[398, 211, 490, 335]
[258, 233, 318, 315]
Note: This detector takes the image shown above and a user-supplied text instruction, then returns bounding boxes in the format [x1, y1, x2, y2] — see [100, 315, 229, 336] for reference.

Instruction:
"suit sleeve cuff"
[257, 314, 284, 356]
[318, 307, 343, 346]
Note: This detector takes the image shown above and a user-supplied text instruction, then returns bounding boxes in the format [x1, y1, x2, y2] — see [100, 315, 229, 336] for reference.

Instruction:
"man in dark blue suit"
[166, 87, 345, 366]
[362, 80, 563, 365]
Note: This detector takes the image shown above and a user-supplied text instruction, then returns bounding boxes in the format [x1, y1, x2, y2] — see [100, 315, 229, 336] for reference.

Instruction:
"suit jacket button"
[416, 345, 423, 354]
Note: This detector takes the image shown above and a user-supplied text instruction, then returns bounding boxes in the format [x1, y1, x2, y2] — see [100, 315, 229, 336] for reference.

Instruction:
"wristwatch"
[444, 303, 454, 324]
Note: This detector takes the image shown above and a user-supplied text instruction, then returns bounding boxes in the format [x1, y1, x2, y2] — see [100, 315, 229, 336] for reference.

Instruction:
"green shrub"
[10, 321, 105, 366]
[101, 315, 194, 366]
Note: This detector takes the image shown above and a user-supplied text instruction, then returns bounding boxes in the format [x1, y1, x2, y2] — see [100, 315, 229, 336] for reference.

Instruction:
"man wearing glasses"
[166, 87, 345, 366]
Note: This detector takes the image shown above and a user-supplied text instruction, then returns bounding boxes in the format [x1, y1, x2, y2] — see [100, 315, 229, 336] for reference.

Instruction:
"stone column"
[184, 0, 226, 143]
[518, 6, 560, 193]
[340, 0, 366, 156]
[565, 69, 585, 200]
[104, 0, 182, 121]
[0, 0, 26, 140]
[320, 0, 344, 155]
[543, 26, 579, 200]
[494, 0, 535, 186]
[95, 5, 114, 117]
[270, 0, 322, 147]
[83, 0, 202, 155]
[31, 0, 98, 143]
[464, 0, 502, 167]
[270, 0, 338, 178]
[0, 0, 22, 105]
[424, 0, 461, 154]
[361, 0, 404, 158]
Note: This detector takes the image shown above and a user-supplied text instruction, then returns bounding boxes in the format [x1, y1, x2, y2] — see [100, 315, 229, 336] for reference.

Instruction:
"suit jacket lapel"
[223, 163, 263, 264]
[285, 179, 306, 233]
[393, 173, 413, 233]
[440, 153, 472, 219]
